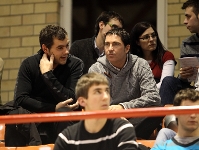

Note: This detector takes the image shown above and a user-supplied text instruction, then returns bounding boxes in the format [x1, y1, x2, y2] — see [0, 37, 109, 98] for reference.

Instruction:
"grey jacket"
[181, 33, 199, 60]
[89, 54, 161, 109]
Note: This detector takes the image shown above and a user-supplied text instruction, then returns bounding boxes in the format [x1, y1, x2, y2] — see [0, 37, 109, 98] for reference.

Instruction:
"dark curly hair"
[174, 88, 199, 106]
[39, 25, 67, 49]
[105, 28, 130, 47]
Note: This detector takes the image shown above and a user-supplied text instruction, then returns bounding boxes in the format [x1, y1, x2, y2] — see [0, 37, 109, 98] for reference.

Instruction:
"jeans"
[159, 76, 193, 105]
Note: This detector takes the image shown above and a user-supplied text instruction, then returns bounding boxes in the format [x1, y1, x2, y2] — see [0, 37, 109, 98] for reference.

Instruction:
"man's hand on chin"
[40, 53, 54, 74]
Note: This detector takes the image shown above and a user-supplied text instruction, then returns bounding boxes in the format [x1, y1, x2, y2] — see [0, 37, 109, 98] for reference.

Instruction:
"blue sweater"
[151, 137, 199, 150]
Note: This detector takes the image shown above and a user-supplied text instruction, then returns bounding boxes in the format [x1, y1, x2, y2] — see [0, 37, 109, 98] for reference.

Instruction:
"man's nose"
[65, 47, 69, 53]
[108, 44, 114, 50]
[103, 92, 109, 99]
[190, 113, 196, 118]
[183, 18, 188, 24]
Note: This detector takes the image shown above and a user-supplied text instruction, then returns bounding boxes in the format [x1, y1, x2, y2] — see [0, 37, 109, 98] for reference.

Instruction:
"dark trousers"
[159, 76, 193, 105]
[128, 116, 164, 139]
[5, 107, 78, 146]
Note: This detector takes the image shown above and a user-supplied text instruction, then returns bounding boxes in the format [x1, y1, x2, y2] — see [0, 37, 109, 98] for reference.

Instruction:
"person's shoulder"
[69, 54, 83, 63]
[21, 52, 41, 65]
[130, 54, 149, 67]
[151, 139, 173, 150]
[183, 34, 199, 43]
[63, 121, 82, 134]
[130, 54, 146, 62]
[163, 51, 175, 58]
[110, 118, 134, 130]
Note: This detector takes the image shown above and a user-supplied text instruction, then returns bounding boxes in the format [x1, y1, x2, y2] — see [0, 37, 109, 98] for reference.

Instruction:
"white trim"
[157, 0, 168, 48]
[58, 123, 134, 145]
[60, 0, 72, 42]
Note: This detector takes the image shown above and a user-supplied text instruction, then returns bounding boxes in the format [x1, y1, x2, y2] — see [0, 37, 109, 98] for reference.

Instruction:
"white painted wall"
[60, 0, 72, 42]
[157, 0, 167, 48]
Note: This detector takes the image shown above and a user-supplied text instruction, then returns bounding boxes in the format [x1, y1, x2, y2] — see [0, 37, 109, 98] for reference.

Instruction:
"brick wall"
[167, 0, 191, 76]
[0, 0, 193, 104]
[0, 0, 60, 104]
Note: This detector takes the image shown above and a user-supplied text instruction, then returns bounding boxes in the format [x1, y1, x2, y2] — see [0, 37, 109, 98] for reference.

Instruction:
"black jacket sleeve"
[14, 55, 83, 113]
[41, 57, 84, 102]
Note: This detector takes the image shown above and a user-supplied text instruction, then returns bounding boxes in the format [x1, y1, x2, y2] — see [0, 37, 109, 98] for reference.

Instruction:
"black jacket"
[70, 36, 99, 74]
[14, 49, 83, 113]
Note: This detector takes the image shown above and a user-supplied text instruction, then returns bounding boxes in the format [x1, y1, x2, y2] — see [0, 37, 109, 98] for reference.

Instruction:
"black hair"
[94, 11, 124, 36]
[182, 0, 199, 18]
[130, 22, 166, 68]
[39, 25, 67, 49]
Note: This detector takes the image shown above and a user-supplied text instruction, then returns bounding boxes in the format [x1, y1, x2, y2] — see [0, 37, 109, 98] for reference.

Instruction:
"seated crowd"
[1, 0, 199, 149]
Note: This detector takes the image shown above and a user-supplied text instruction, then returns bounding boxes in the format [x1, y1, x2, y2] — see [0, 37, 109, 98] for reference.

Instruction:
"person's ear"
[125, 45, 130, 53]
[78, 97, 86, 108]
[99, 21, 105, 29]
[42, 44, 48, 54]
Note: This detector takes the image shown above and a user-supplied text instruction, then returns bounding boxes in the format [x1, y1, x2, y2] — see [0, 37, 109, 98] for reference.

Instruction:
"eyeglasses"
[106, 22, 119, 29]
[139, 32, 157, 41]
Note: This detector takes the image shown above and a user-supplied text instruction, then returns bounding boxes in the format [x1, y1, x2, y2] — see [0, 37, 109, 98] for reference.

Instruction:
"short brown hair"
[75, 73, 109, 99]
[173, 88, 199, 106]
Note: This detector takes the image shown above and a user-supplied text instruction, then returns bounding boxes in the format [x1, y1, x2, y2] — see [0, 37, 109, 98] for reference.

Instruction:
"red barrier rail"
[0, 106, 199, 124]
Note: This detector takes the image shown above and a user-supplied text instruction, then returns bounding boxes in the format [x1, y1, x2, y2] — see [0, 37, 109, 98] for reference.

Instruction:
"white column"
[60, 0, 72, 42]
[157, 0, 167, 48]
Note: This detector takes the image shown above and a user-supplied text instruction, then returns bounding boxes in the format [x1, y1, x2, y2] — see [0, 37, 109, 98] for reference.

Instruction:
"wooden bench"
[137, 140, 155, 148]
[1, 144, 54, 150]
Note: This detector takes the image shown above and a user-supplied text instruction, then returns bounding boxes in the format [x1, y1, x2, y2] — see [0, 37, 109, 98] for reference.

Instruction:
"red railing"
[0, 106, 199, 124]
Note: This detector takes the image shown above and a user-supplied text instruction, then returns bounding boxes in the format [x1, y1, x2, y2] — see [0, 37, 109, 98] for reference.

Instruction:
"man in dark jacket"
[70, 11, 124, 74]
[5, 25, 83, 146]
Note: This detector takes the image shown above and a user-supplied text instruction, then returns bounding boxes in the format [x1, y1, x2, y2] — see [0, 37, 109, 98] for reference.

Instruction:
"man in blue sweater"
[152, 88, 199, 150]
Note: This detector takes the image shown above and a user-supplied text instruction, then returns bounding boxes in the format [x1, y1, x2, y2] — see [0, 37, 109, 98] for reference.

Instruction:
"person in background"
[5, 25, 83, 146]
[152, 88, 199, 150]
[159, 0, 199, 105]
[130, 22, 176, 92]
[0, 58, 4, 105]
[70, 11, 124, 74]
[89, 28, 162, 139]
[54, 73, 138, 150]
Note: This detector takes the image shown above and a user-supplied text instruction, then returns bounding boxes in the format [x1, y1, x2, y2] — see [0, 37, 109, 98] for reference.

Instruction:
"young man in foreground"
[54, 73, 138, 150]
[152, 88, 199, 150]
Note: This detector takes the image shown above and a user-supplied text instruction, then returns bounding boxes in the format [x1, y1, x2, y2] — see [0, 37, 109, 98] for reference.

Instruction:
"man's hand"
[109, 105, 124, 111]
[56, 98, 79, 110]
[179, 67, 195, 80]
[40, 53, 54, 74]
